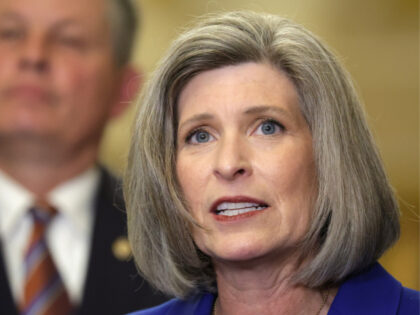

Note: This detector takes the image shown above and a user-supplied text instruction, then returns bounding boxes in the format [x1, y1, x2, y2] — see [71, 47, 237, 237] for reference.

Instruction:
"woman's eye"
[187, 129, 214, 144]
[255, 120, 284, 135]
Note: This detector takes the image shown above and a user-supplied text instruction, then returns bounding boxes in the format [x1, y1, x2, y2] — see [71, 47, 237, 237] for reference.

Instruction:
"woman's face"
[176, 62, 317, 264]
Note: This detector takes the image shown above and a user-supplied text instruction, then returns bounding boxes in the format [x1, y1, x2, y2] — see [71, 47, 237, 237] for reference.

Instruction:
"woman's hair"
[124, 11, 400, 298]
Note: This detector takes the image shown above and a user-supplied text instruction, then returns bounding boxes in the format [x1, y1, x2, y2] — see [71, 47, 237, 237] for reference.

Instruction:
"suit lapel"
[77, 167, 167, 315]
[0, 244, 19, 315]
[77, 167, 122, 314]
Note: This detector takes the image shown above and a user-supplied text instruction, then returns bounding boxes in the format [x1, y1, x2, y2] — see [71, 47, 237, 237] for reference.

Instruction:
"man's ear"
[110, 65, 143, 118]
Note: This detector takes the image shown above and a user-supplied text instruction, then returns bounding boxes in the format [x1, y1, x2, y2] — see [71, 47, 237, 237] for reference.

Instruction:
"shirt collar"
[47, 167, 100, 234]
[0, 169, 34, 237]
[0, 167, 100, 237]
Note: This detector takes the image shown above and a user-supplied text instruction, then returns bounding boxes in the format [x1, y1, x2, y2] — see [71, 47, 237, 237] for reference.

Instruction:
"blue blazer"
[128, 263, 419, 315]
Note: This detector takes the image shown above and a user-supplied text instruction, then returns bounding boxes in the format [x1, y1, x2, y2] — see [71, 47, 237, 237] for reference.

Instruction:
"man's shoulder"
[80, 166, 169, 314]
[95, 166, 125, 212]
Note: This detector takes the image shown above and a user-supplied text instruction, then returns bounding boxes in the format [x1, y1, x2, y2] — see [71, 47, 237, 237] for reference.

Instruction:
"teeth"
[216, 202, 267, 216]
[217, 202, 262, 211]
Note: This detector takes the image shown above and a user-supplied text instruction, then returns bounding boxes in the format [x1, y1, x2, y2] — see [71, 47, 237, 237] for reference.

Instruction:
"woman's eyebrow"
[178, 106, 294, 131]
[244, 105, 291, 118]
[178, 113, 214, 130]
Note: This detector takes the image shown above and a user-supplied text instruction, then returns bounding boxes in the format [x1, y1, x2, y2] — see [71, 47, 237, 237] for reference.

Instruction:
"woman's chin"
[203, 241, 271, 264]
[198, 237, 301, 268]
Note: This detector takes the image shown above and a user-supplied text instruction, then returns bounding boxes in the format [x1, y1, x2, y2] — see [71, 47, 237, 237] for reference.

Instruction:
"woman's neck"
[213, 254, 336, 315]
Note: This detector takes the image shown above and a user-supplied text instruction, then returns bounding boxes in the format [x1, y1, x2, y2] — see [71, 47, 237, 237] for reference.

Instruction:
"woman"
[124, 11, 418, 315]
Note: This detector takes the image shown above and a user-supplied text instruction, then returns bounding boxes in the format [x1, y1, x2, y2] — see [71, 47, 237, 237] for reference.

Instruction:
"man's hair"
[106, 0, 138, 66]
[124, 11, 400, 298]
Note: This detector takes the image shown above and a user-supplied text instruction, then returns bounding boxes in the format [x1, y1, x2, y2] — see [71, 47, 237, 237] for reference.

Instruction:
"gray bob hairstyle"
[124, 11, 400, 298]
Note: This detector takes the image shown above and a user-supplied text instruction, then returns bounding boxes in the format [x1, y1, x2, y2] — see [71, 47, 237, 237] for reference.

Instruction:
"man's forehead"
[0, 0, 109, 30]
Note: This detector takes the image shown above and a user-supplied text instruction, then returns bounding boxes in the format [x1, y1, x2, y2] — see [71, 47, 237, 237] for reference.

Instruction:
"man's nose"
[213, 134, 252, 181]
[18, 35, 49, 73]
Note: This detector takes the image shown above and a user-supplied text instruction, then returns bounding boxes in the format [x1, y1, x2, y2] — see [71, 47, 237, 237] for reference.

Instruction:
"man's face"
[0, 0, 123, 157]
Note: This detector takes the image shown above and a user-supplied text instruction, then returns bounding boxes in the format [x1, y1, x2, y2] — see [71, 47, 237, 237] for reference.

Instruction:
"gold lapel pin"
[112, 236, 132, 261]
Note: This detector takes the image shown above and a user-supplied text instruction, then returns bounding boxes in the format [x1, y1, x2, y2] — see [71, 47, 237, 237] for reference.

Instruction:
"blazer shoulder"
[329, 263, 408, 315]
[398, 286, 420, 314]
[127, 293, 215, 315]
[126, 299, 186, 315]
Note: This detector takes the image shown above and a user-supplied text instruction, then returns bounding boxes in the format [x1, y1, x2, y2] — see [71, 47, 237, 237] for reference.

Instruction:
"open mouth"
[215, 202, 268, 216]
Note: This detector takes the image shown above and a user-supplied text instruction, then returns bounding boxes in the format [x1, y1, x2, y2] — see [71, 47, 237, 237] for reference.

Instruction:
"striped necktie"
[21, 203, 73, 315]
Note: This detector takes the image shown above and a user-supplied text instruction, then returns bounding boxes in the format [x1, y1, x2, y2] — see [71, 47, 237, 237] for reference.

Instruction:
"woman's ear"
[110, 65, 143, 118]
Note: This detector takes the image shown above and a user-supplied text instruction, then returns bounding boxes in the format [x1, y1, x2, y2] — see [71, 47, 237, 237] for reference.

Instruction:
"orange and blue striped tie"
[21, 203, 73, 315]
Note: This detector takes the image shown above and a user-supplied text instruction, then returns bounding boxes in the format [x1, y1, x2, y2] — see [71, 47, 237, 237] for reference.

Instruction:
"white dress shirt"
[0, 167, 100, 304]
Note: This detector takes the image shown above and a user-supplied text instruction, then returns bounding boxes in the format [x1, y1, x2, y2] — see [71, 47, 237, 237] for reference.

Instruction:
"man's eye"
[57, 36, 87, 50]
[255, 120, 284, 135]
[0, 28, 23, 41]
[187, 129, 214, 144]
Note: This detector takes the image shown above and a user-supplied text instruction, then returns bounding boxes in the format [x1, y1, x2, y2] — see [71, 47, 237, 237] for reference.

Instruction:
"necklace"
[211, 297, 217, 315]
[315, 289, 330, 315]
[211, 289, 330, 315]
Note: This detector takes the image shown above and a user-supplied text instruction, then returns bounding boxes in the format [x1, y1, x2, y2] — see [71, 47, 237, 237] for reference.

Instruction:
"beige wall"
[100, 0, 419, 289]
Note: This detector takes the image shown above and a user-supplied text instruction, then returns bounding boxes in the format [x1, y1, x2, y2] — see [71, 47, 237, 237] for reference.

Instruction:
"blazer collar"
[329, 263, 402, 315]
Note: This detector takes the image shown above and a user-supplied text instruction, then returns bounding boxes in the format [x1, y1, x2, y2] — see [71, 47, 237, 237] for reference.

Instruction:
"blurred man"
[0, 0, 167, 314]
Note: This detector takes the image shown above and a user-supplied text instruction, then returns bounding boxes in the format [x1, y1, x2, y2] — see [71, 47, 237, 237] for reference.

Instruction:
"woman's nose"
[213, 135, 252, 181]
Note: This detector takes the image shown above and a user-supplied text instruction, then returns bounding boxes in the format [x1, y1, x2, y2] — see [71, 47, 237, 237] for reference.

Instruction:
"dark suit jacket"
[0, 167, 168, 315]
